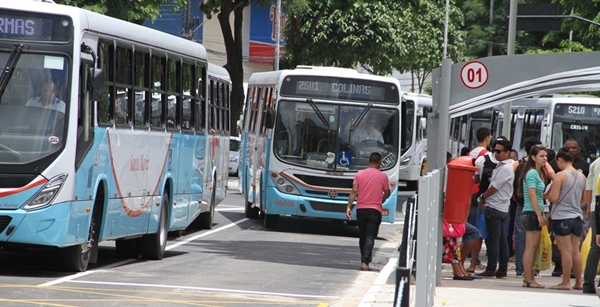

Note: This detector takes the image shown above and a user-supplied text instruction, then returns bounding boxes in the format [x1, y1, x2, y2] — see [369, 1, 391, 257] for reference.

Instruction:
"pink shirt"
[353, 167, 389, 212]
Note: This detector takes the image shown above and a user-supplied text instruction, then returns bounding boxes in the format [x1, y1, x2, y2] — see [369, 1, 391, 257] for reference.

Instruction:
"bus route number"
[298, 81, 320, 92]
[567, 106, 586, 115]
[570, 124, 588, 131]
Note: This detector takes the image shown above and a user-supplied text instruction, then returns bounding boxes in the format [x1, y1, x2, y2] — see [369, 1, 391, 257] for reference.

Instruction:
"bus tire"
[244, 195, 259, 219]
[263, 214, 279, 229]
[58, 212, 95, 272]
[140, 193, 168, 260]
[115, 239, 139, 258]
[197, 183, 216, 229]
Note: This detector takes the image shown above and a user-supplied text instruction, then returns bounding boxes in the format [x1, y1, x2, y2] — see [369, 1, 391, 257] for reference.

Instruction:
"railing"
[394, 169, 442, 307]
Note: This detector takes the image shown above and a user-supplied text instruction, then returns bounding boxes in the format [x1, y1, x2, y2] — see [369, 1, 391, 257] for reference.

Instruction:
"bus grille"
[0, 216, 12, 233]
[306, 190, 350, 198]
[294, 174, 353, 188]
[310, 201, 346, 213]
[0, 174, 36, 188]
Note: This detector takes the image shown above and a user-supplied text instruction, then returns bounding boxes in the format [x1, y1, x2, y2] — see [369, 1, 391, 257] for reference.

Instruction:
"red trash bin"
[443, 156, 478, 224]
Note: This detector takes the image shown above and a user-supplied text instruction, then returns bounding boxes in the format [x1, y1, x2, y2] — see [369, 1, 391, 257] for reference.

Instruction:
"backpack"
[477, 154, 498, 195]
[513, 158, 528, 204]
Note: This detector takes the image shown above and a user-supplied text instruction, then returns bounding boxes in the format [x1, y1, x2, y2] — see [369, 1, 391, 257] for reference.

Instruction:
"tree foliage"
[393, 0, 466, 92]
[56, 0, 180, 24]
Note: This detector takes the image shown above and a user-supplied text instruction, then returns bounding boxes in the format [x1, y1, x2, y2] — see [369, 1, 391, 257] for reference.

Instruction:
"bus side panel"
[169, 133, 201, 231]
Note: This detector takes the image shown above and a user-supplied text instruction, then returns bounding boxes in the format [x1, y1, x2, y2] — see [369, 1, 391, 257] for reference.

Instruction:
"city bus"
[494, 94, 600, 160]
[239, 66, 402, 228]
[0, 0, 229, 271]
[449, 108, 499, 157]
[398, 92, 431, 190]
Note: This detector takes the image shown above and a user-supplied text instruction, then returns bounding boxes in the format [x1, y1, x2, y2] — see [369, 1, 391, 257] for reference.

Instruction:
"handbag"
[548, 173, 578, 232]
[443, 221, 466, 238]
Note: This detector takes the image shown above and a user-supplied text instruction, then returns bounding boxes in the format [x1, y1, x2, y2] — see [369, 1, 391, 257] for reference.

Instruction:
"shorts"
[551, 217, 583, 237]
[521, 211, 542, 232]
[462, 222, 481, 242]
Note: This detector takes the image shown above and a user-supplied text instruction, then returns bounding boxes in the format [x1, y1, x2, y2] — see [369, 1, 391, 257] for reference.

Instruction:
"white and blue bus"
[239, 66, 402, 228]
[398, 92, 432, 190]
[0, 0, 230, 271]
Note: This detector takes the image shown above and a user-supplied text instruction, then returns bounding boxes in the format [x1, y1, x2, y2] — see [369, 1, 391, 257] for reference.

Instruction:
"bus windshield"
[273, 100, 399, 171]
[552, 121, 600, 162]
[0, 52, 69, 163]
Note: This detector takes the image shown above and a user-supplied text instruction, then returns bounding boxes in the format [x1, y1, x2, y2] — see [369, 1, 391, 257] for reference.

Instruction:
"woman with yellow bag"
[581, 157, 600, 294]
[517, 145, 548, 288]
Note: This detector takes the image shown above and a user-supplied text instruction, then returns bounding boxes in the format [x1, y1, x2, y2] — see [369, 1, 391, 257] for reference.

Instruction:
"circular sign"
[460, 61, 488, 89]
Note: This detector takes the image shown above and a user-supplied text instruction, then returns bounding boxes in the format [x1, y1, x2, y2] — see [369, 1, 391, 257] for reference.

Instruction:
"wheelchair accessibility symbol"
[338, 151, 351, 166]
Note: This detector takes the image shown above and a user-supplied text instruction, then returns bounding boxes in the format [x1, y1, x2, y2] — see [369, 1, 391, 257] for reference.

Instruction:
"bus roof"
[208, 63, 231, 82]
[402, 92, 432, 107]
[508, 94, 600, 109]
[248, 67, 400, 86]
[0, 0, 208, 60]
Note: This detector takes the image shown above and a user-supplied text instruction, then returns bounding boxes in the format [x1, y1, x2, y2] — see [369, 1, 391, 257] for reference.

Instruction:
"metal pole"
[184, 0, 191, 40]
[274, 0, 281, 70]
[502, 0, 517, 139]
[488, 0, 494, 56]
[442, 0, 449, 59]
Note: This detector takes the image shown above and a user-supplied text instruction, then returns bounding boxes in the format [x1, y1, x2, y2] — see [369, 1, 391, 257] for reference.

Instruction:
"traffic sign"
[460, 61, 488, 89]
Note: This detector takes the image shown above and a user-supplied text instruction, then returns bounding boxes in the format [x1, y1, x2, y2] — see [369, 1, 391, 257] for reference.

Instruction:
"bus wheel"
[197, 184, 216, 229]
[58, 215, 94, 272]
[244, 193, 259, 219]
[263, 214, 279, 229]
[140, 193, 168, 260]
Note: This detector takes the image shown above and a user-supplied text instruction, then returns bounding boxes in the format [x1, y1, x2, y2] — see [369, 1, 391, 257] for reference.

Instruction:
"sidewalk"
[361, 248, 600, 307]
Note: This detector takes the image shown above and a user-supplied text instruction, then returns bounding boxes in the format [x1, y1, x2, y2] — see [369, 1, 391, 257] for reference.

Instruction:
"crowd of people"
[443, 127, 600, 294]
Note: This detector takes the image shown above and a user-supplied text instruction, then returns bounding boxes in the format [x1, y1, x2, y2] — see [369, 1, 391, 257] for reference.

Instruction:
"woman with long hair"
[518, 145, 547, 288]
[545, 146, 586, 290]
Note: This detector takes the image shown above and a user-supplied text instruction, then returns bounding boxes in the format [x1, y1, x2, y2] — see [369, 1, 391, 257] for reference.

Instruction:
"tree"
[56, 0, 180, 24]
[393, 0, 466, 92]
[281, 0, 413, 75]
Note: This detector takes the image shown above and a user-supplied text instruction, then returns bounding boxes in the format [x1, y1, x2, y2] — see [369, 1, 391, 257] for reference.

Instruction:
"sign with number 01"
[460, 61, 488, 89]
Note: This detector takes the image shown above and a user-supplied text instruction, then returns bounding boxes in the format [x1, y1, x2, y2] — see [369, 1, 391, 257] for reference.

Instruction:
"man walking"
[477, 136, 514, 279]
[347, 152, 390, 271]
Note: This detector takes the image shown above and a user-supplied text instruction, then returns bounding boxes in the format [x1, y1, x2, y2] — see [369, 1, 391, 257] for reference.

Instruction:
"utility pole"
[183, 0, 191, 40]
[502, 0, 517, 139]
[274, 0, 281, 70]
[488, 0, 494, 56]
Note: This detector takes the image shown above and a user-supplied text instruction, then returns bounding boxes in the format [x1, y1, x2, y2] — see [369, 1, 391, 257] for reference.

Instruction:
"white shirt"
[25, 96, 65, 113]
[485, 159, 515, 213]
[586, 157, 600, 212]
[475, 151, 498, 180]
[351, 128, 384, 143]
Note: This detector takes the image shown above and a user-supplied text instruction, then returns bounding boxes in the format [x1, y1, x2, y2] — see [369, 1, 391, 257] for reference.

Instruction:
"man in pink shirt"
[346, 152, 390, 271]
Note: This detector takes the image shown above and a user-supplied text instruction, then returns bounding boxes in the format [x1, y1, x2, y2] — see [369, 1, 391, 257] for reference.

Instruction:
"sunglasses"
[493, 149, 506, 154]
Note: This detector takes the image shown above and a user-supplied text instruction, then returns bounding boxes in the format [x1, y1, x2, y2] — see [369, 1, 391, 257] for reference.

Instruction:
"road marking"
[64, 280, 341, 300]
[358, 242, 399, 307]
[39, 218, 250, 287]
[215, 207, 244, 211]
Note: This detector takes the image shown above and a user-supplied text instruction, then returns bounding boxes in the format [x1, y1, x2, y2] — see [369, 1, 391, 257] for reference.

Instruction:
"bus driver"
[351, 115, 384, 144]
[25, 79, 65, 113]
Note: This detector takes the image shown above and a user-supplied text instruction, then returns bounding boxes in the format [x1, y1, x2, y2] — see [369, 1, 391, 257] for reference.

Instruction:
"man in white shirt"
[351, 116, 384, 144]
[25, 79, 65, 113]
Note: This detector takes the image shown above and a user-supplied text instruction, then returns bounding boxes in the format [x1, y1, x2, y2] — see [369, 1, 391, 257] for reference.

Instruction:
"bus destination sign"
[280, 76, 399, 104]
[0, 11, 72, 42]
[555, 104, 600, 118]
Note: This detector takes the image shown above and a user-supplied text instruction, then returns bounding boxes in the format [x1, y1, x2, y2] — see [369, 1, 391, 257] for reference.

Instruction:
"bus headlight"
[400, 156, 412, 167]
[270, 172, 300, 195]
[22, 173, 68, 211]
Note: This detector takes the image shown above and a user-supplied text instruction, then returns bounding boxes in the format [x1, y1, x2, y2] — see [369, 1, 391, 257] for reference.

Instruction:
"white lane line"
[65, 280, 341, 300]
[39, 217, 249, 287]
[358, 246, 399, 306]
[215, 207, 244, 211]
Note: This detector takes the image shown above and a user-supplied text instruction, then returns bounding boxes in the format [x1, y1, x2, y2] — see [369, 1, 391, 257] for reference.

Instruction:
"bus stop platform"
[359, 247, 600, 307]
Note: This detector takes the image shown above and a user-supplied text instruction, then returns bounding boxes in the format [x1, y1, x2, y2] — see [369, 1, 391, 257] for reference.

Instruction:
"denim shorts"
[551, 217, 583, 237]
[521, 211, 542, 232]
[462, 222, 481, 242]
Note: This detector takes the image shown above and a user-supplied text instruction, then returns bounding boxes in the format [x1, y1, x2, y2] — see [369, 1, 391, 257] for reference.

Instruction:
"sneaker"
[476, 270, 496, 277]
[516, 272, 523, 277]
[495, 272, 508, 279]
[551, 270, 562, 277]
[582, 285, 596, 294]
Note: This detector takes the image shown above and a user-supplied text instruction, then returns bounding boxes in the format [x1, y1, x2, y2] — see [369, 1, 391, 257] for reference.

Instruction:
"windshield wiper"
[349, 102, 373, 138]
[306, 98, 329, 128]
[0, 44, 24, 98]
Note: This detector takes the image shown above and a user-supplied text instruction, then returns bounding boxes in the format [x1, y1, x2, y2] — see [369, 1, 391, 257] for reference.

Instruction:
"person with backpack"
[476, 136, 514, 279]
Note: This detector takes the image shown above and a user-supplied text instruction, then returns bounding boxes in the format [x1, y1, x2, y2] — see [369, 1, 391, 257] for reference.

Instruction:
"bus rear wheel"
[140, 193, 168, 260]
[263, 214, 279, 229]
[197, 183, 216, 229]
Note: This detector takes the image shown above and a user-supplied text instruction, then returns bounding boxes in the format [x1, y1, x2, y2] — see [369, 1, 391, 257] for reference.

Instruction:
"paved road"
[0, 181, 409, 307]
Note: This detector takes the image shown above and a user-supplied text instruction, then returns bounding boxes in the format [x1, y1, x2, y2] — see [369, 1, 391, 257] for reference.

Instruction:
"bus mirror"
[88, 68, 104, 101]
[265, 108, 276, 129]
[420, 117, 427, 130]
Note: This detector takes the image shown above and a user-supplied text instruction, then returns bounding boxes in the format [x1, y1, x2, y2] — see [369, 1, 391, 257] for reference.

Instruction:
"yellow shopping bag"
[533, 225, 552, 271]
[581, 230, 600, 274]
